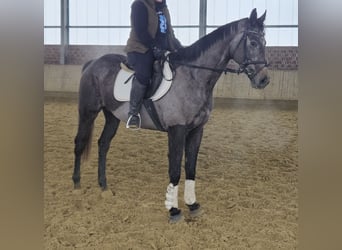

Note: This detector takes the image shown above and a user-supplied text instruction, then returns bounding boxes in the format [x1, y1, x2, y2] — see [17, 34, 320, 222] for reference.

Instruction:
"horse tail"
[81, 122, 94, 161]
[82, 59, 94, 72]
[77, 72, 101, 161]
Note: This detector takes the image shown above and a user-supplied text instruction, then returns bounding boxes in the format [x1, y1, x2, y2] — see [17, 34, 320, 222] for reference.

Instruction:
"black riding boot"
[126, 78, 147, 129]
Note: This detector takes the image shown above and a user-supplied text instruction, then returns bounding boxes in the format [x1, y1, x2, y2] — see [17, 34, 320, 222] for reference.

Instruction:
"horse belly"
[156, 101, 210, 129]
[112, 103, 158, 130]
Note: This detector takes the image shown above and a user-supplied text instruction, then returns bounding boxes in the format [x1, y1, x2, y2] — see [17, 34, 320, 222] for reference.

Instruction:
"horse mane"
[169, 18, 249, 63]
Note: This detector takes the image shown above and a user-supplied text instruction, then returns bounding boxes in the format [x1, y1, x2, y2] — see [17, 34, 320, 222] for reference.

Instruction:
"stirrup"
[126, 114, 141, 130]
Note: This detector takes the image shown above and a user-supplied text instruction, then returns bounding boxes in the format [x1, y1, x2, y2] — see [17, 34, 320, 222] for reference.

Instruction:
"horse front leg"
[165, 125, 186, 223]
[184, 125, 204, 216]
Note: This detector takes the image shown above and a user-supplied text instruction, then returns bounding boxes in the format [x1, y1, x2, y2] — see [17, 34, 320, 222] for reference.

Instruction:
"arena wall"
[44, 45, 298, 100]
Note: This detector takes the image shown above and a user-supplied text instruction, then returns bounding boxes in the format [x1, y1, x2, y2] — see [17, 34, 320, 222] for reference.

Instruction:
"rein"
[166, 59, 245, 75]
[166, 30, 269, 77]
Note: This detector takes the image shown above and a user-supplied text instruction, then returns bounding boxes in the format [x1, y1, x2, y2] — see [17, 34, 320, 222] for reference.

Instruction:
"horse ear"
[258, 10, 267, 25]
[249, 8, 258, 25]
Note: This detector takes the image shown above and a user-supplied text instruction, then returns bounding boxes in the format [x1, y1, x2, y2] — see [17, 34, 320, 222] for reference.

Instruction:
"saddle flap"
[113, 60, 173, 102]
[120, 62, 134, 73]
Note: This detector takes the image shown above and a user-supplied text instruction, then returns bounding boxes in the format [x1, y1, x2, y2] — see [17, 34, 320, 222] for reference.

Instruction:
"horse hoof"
[168, 208, 184, 224]
[98, 180, 107, 190]
[74, 183, 81, 189]
[189, 207, 203, 218]
[169, 213, 184, 224]
[187, 202, 203, 218]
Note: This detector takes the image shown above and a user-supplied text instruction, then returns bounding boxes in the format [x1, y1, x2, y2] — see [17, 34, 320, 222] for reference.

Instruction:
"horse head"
[230, 9, 270, 89]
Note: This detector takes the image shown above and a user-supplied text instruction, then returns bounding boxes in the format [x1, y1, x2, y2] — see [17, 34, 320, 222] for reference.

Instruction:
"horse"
[72, 9, 270, 222]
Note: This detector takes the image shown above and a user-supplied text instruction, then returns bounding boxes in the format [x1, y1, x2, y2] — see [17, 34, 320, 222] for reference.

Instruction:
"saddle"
[113, 58, 173, 102]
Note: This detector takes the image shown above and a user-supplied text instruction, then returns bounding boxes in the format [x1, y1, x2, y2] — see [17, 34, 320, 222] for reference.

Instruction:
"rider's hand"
[152, 46, 166, 60]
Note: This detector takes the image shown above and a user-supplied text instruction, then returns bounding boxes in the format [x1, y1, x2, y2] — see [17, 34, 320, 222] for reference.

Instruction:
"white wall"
[44, 65, 298, 100]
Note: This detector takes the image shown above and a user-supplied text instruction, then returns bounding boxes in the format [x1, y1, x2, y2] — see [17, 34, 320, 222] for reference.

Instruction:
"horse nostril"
[259, 76, 269, 88]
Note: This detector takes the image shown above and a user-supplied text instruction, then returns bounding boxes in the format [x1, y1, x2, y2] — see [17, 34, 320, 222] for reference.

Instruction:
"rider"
[125, 0, 182, 129]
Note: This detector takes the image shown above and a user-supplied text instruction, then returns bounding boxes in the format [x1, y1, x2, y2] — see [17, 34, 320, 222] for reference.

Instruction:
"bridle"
[231, 30, 269, 79]
[166, 29, 269, 79]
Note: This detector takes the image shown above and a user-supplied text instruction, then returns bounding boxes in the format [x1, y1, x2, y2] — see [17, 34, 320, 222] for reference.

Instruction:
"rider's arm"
[131, 1, 154, 48]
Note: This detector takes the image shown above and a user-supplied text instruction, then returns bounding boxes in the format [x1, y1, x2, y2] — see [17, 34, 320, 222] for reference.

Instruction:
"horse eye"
[250, 41, 258, 47]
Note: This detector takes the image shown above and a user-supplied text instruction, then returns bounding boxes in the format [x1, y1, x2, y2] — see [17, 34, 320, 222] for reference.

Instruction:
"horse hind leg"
[184, 125, 204, 217]
[97, 108, 120, 190]
[72, 109, 99, 189]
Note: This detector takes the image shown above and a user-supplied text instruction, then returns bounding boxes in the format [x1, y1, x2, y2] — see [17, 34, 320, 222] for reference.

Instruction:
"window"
[44, 0, 298, 46]
[44, 0, 60, 44]
[207, 0, 298, 46]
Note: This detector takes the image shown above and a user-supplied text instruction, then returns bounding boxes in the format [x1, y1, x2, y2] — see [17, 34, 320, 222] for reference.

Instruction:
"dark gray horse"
[72, 9, 269, 222]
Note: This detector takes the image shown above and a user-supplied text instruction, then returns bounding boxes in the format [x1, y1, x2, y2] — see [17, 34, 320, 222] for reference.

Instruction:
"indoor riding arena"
[44, 1, 298, 249]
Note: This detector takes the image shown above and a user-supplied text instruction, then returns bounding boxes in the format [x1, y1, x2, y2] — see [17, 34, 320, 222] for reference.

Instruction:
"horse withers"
[72, 9, 269, 223]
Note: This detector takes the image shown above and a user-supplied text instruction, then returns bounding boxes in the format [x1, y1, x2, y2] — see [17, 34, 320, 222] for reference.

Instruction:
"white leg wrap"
[165, 183, 179, 210]
[184, 180, 196, 205]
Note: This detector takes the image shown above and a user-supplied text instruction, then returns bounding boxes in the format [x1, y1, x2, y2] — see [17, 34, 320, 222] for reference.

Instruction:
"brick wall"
[44, 45, 298, 70]
[265, 47, 298, 70]
[44, 45, 60, 64]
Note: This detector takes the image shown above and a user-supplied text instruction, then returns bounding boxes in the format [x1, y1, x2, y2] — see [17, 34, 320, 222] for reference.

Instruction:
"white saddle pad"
[113, 60, 173, 102]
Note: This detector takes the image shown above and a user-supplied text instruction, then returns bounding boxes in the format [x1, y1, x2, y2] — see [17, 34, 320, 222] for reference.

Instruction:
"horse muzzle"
[250, 66, 270, 89]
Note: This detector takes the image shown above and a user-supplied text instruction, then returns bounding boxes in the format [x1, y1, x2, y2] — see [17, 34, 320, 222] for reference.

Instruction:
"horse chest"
[155, 77, 214, 128]
[190, 103, 211, 127]
[158, 96, 211, 129]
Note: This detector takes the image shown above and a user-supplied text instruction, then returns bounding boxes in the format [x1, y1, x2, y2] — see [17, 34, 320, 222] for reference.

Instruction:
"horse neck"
[172, 19, 248, 93]
[199, 39, 231, 67]
[189, 33, 238, 89]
